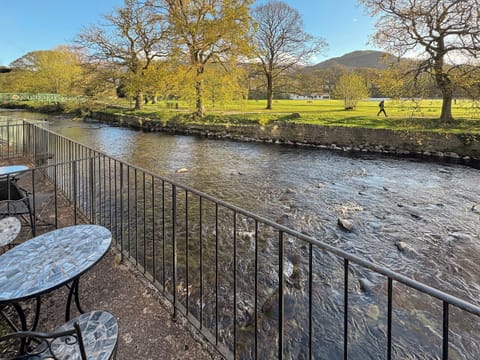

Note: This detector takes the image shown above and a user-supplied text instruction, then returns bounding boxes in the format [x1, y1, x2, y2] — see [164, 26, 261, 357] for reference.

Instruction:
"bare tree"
[360, 0, 480, 122]
[252, 0, 327, 110]
[77, 0, 169, 110]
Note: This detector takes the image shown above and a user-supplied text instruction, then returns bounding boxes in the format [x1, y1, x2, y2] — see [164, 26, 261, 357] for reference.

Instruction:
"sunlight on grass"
[110, 98, 480, 134]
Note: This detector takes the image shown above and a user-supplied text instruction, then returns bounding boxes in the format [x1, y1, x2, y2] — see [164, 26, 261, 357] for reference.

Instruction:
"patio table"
[0, 216, 21, 247]
[0, 224, 111, 331]
[0, 165, 29, 177]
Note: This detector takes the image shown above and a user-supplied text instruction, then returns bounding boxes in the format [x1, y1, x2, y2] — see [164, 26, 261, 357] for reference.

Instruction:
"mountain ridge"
[309, 50, 396, 70]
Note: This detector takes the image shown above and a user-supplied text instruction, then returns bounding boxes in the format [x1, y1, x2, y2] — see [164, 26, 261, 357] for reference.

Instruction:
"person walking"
[377, 100, 387, 117]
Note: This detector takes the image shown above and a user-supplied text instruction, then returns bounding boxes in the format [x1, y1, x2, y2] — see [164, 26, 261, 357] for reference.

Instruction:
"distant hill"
[309, 50, 397, 70]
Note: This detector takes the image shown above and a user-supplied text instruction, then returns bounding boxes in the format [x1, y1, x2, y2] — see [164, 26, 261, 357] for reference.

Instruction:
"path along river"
[9, 111, 480, 358]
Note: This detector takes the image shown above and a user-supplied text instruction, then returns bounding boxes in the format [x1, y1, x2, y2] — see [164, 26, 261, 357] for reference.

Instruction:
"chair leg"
[26, 199, 35, 237]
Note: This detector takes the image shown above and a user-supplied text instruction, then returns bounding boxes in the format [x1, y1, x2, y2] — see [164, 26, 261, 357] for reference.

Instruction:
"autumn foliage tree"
[360, 0, 480, 122]
[155, 0, 253, 117]
[6, 46, 84, 94]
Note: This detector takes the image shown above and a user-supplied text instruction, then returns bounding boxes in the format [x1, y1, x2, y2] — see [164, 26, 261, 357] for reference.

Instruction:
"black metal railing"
[1, 118, 479, 359]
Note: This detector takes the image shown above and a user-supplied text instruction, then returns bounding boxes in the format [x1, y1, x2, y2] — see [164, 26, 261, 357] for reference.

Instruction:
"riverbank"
[90, 111, 480, 164]
[2, 103, 480, 163]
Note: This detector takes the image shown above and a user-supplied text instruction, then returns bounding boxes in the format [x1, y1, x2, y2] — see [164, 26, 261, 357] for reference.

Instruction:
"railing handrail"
[12, 119, 480, 318]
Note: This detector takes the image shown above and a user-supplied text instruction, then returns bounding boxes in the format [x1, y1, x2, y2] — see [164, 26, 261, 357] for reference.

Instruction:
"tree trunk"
[440, 91, 453, 122]
[195, 67, 204, 117]
[435, 64, 454, 122]
[135, 90, 143, 110]
[195, 80, 204, 117]
[266, 73, 273, 110]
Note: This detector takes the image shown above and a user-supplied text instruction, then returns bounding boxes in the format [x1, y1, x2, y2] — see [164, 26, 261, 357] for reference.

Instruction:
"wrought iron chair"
[0, 177, 33, 232]
[0, 310, 118, 360]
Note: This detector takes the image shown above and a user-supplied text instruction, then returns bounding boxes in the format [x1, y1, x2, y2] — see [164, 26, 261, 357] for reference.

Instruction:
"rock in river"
[338, 218, 353, 231]
[359, 278, 375, 292]
[395, 241, 415, 254]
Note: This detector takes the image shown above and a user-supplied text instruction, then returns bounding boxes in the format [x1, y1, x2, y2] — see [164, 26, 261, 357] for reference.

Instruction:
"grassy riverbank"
[4, 98, 480, 134]
[102, 98, 480, 134]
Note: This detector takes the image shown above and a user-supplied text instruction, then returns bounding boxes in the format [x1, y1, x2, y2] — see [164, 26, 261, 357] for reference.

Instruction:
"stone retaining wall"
[90, 112, 480, 161]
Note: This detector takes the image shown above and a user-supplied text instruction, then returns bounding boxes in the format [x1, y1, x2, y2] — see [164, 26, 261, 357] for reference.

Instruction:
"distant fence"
[0, 93, 88, 104]
[1, 116, 480, 359]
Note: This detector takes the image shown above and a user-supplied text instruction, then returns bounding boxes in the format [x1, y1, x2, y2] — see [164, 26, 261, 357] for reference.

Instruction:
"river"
[6, 110, 480, 359]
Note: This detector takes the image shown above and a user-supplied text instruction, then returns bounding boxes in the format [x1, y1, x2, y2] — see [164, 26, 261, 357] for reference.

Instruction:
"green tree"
[332, 73, 370, 110]
[359, 0, 480, 122]
[158, 0, 254, 117]
[203, 63, 248, 109]
[77, 0, 169, 110]
[252, 0, 327, 109]
[7, 46, 84, 94]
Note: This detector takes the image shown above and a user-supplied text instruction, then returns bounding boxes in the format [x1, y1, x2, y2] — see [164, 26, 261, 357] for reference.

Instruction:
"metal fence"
[1, 118, 479, 359]
[0, 93, 87, 104]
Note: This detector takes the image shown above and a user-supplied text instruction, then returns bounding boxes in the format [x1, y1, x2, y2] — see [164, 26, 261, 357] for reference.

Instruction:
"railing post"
[344, 258, 349, 360]
[278, 231, 284, 360]
[73, 161, 77, 225]
[162, 180, 166, 290]
[199, 196, 203, 329]
[443, 301, 449, 360]
[6, 123, 10, 157]
[31, 170, 36, 237]
[233, 211, 237, 359]
[185, 190, 189, 315]
[309, 243, 313, 360]
[151, 176, 156, 283]
[120, 162, 124, 257]
[215, 203, 219, 345]
[254, 220, 259, 359]
[143, 172, 146, 273]
[172, 184, 177, 321]
[388, 278, 393, 360]
[89, 157, 95, 223]
[54, 165, 58, 229]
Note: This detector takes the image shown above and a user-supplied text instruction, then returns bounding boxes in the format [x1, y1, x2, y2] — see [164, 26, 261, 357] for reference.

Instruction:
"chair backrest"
[0, 178, 31, 216]
[0, 310, 118, 360]
[0, 178, 24, 201]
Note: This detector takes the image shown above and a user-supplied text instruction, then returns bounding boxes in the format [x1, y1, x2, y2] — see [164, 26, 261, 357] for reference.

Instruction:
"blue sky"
[0, 0, 379, 66]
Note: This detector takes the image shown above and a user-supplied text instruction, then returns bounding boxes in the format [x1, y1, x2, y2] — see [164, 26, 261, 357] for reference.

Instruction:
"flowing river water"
[7, 110, 480, 359]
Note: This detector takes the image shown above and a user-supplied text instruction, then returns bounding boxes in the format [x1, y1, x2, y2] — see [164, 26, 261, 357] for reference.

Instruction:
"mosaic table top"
[0, 165, 29, 176]
[0, 217, 21, 247]
[0, 224, 111, 303]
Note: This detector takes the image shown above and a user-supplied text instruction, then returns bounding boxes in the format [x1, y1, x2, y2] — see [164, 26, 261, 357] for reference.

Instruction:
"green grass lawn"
[108, 98, 480, 134]
[7, 97, 480, 134]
